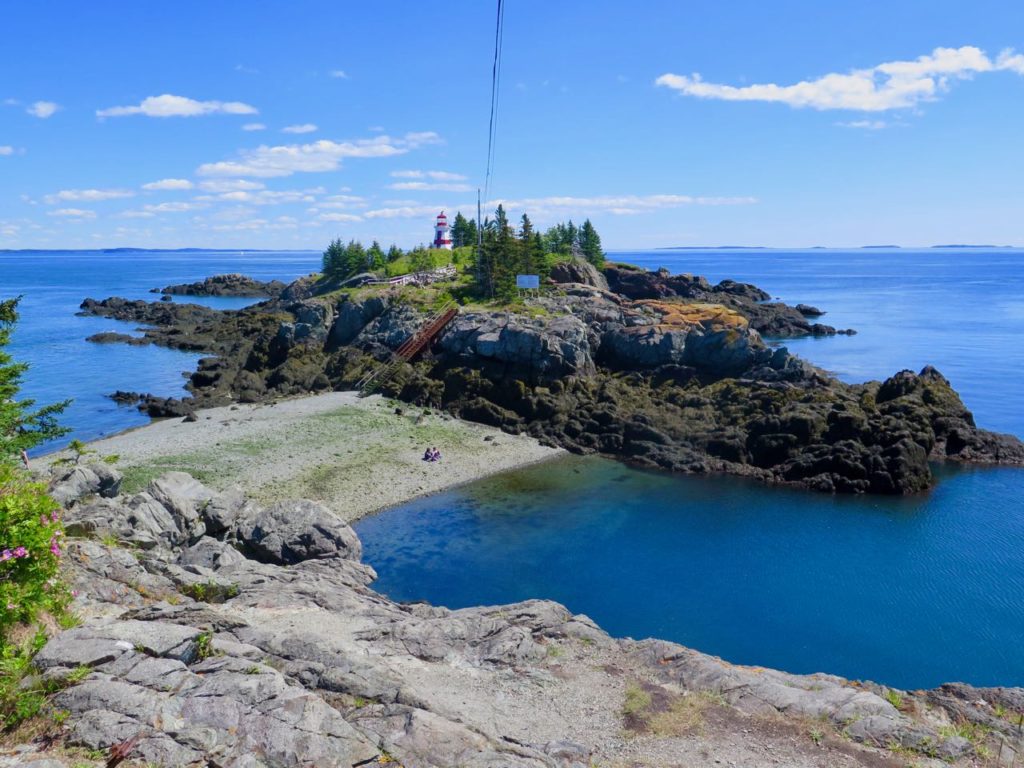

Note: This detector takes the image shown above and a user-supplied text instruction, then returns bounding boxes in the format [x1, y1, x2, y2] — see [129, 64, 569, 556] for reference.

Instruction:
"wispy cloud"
[142, 178, 194, 191]
[656, 46, 1024, 112]
[390, 170, 467, 181]
[329, 70, 348, 79]
[242, 123, 266, 131]
[282, 123, 317, 134]
[389, 181, 473, 192]
[489, 194, 758, 215]
[197, 179, 266, 192]
[363, 205, 449, 219]
[0, 146, 14, 156]
[196, 132, 442, 178]
[97, 94, 258, 118]
[318, 212, 363, 223]
[195, 187, 324, 205]
[142, 201, 206, 213]
[44, 188, 134, 204]
[48, 208, 96, 218]
[27, 101, 60, 118]
[836, 120, 888, 130]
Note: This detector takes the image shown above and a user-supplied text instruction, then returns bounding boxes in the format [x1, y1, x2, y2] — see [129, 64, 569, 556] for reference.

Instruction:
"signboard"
[516, 274, 540, 289]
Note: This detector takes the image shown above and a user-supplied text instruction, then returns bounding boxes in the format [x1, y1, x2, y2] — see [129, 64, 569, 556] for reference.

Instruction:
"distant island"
[655, 245, 769, 250]
[861, 245, 901, 249]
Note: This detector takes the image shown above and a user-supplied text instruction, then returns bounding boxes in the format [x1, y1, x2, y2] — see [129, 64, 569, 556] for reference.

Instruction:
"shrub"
[0, 465, 70, 640]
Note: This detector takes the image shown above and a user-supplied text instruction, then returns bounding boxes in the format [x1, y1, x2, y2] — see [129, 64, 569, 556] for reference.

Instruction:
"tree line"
[320, 206, 605, 301]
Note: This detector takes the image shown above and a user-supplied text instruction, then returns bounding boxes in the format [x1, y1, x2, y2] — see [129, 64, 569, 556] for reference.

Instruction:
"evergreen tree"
[321, 238, 346, 279]
[346, 240, 366, 274]
[367, 240, 386, 271]
[578, 219, 605, 267]
[386, 244, 403, 263]
[451, 212, 472, 248]
[517, 214, 545, 277]
[408, 246, 434, 273]
[1, 298, 68, 464]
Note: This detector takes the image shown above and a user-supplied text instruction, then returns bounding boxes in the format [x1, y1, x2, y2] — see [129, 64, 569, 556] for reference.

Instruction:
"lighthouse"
[432, 211, 453, 250]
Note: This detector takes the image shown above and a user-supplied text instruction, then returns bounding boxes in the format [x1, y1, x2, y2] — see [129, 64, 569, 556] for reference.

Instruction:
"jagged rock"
[234, 499, 361, 564]
[329, 296, 386, 347]
[155, 273, 287, 298]
[440, 312, 595, 379]
[550, 256, 610, 291]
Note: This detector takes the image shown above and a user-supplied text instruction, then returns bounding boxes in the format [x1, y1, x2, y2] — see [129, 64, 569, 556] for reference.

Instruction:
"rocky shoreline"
[5, 465, 1021, 767]
[79, 260, 1024, 495]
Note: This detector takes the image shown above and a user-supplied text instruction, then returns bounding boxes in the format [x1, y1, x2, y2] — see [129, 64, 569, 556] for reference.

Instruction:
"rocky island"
[80, 257, 1023, 495]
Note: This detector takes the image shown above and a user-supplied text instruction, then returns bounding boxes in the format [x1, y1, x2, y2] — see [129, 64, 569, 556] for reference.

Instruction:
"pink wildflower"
[13, 546, 28, 558]
[50, 541, 61, 557]
[71, 590, 79, 597]
[51, 510, 59, 522]
[1, 550, 11, 561]
[41, 514, 50, 526]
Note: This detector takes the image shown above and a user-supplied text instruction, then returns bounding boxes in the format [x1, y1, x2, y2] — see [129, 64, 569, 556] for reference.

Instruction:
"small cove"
[356, 455, 1024, 690]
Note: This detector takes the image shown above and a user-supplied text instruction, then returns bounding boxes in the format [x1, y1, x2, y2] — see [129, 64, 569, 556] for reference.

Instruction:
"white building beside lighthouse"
[432, 211, 453, 250]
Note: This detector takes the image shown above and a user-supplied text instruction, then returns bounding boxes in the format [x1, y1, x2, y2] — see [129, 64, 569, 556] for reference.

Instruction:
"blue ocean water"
[3, 247, 1024, 688]
[0, 250, 320, 451]
[355, 248, 1024, 690]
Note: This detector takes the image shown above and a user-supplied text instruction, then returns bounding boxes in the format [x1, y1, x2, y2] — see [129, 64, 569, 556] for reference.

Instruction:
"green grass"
[622, 681, 653, 719]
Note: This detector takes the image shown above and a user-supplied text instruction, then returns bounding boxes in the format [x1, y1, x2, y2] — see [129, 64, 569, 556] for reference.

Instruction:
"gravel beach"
[51, 392, 563, 521]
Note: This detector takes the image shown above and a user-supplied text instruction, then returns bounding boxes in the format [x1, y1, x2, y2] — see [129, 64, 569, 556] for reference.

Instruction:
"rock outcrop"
[153, 273, 287, 298]
[77, 264, 1024, 496]
[10, 473, 1022, 767]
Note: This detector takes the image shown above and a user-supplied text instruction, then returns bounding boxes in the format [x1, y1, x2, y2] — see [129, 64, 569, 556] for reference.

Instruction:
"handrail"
[356, 301, 459, 395]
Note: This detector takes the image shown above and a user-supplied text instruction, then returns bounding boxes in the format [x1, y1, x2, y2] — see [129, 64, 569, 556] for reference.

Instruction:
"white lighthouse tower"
[432, 211, 453, 250]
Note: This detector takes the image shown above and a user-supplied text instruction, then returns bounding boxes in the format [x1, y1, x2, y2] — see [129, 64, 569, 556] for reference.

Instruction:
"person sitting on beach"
[423, 448, 433, 462]
[430, 447, 441, 462]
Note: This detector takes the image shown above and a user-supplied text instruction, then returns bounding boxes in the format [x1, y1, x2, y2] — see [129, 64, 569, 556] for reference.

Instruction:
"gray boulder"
[49, 463, 123, 506]
[147, 472, 214, 543]
[328, 296, 386, 347]
[550, 256, 610, 291]
[234, 500, 361, 565]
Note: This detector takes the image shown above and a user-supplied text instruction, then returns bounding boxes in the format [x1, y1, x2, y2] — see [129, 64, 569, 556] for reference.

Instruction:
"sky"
[2, 1, 1023, 250]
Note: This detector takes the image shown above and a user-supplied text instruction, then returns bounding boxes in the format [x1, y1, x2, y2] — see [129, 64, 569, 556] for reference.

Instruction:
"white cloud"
[27, 101, 60, 118]
[488, 194, 757, 215]
[329, 70, 348, 79]
[836, 120, 888, 130]
[197, 179, 266, 192]
[319, 212, 363, 223]
[242, 123, 266, 131]
[998, 49, 1024, 74]
[48, 208, 96, 218]
[195, 187, 324, 205]
[0, 146, 13, 156]
[390, 169, 467, 181]
[282, 123, 317, 134]
[97, 94, 258, 118]
[389, 181, 473, 192]
[196, 131, 441, 178]
[656, 46, 1024, 112]
[143, 201, 206, 213]
[142, 178, 194, 190]
[363, 205, 449, 219]
[117, 210, 157, 219]
[44, 188, 134, 204]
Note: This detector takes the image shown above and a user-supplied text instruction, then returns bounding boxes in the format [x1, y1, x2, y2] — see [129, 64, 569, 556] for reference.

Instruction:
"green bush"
[0, 465, 70, 641]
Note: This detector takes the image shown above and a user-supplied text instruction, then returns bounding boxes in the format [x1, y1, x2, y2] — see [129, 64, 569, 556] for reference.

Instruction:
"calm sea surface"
[3, 247, 1024, 688]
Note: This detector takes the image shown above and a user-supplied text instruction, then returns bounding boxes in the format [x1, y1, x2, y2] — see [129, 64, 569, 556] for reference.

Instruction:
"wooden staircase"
[356, 301, 459, 397]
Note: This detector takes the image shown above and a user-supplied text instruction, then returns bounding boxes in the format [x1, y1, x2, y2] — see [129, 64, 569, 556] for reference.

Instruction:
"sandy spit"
[56, 392, 564, 522]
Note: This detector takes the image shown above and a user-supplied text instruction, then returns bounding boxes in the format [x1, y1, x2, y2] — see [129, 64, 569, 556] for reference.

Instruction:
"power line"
[484, 0, 505, 204]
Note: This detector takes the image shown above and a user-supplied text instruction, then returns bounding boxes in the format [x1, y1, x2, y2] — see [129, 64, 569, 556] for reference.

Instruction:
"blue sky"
[2, 1, 1023, 250]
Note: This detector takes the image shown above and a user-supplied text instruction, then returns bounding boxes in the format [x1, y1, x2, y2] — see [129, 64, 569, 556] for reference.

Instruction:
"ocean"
[3, 247, 1024, 688]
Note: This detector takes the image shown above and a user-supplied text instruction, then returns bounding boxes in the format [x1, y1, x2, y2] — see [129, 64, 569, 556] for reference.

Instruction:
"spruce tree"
[579, 219, 605, 267]
[1, 298, 68, 464]
[322, 238, 346, 278]
[386, 244, 403, 263]
[367, 241, 386, 271]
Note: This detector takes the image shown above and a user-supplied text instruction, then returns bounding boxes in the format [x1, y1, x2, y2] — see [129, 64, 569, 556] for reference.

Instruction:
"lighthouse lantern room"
[432, 211, 453, 250]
